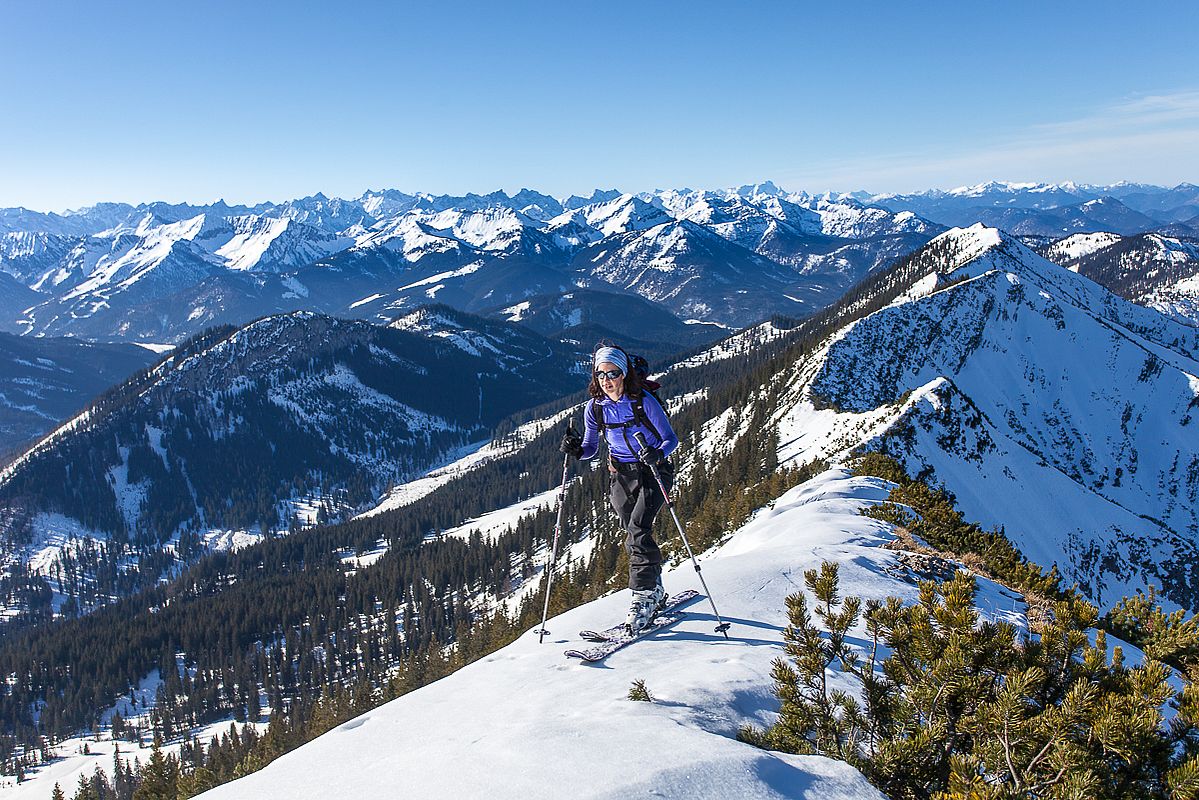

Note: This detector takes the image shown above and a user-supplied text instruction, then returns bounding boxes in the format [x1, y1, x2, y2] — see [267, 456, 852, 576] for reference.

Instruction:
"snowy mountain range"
[0, 185, 942, 339]
[5, 181, 1193, 349]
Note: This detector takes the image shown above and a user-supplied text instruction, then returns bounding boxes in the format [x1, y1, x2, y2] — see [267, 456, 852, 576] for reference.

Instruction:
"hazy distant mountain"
[1110, 183, 1199, 220]
[871, 181, 1198, 235]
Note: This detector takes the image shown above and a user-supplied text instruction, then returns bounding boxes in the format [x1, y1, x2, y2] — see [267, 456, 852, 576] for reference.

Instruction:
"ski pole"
[536, 419, 576, 643]
[634, 432, 731, 639]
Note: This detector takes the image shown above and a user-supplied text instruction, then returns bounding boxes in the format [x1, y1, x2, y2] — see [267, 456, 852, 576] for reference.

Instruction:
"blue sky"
[2, 0, 1196, 210]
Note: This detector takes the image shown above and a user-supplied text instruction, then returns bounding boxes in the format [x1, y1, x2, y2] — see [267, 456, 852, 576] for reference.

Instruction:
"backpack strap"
[589, 397, 605, 435]
[630, 395, 663, 442]
[591, 394, 663, 443]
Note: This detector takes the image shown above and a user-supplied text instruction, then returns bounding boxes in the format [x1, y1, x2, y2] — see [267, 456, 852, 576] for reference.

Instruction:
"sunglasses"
[594, 368, 624, 380]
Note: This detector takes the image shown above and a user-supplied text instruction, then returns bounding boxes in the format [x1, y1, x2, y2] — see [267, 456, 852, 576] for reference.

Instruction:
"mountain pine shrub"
[743, 560, 1199, 799]
[852, 452, 1060, 598]
[1105, 587, 1199, 678]
[628, 679, 654, 702]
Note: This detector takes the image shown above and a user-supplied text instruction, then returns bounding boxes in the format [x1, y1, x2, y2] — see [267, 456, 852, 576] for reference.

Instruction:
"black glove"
[560, 427, 583, 459]
[637, 445, 663, 466]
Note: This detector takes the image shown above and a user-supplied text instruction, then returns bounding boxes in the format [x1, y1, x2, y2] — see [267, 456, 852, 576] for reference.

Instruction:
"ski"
[566, 590, 699, 662]
[566, 611, 687, 662]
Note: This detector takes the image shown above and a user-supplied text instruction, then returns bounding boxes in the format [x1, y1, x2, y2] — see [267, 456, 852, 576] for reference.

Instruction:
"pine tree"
[132, 739, 178, 800]
[73, 773, 98, 800]
[175, 764, 217, 799]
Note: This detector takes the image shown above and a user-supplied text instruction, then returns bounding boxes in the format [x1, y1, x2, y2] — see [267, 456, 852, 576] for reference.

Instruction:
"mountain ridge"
[1, 185, 950, 338]
[768, 224, 1199, 610]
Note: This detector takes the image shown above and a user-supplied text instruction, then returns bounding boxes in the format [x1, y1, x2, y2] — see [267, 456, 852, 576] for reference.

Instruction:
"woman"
[560, 345, 679, 633]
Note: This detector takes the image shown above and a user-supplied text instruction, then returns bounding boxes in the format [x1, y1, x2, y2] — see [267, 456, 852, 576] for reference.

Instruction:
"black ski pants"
[610, 459, 674, 592]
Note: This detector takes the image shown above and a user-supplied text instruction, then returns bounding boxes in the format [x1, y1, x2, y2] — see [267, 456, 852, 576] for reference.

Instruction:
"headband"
[593, 347, 628, 375]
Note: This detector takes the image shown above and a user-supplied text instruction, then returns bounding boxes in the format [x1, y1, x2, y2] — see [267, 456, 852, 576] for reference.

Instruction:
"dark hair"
[587, 346, 644, 400]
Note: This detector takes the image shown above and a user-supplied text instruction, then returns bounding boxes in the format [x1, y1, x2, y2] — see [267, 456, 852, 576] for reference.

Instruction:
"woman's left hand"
[637, 446, 663, 466]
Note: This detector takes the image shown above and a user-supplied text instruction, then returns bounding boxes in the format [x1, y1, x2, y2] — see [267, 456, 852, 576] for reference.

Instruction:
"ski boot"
[626, 584, 667, 634]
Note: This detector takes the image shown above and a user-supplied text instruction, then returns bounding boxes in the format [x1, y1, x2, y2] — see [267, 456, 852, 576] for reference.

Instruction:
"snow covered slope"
[215, 214, 351, 272]
[199, 468, 1026, 800]
[545, 194, 673, 245]
[767, 224, 1199, 611]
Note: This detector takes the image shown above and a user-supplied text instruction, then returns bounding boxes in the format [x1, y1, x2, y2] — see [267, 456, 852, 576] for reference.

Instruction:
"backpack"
[590, 351, 665, 441]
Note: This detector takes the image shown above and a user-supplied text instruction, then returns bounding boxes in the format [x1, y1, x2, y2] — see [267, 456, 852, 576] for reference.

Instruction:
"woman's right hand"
[560, 427, 583, 459]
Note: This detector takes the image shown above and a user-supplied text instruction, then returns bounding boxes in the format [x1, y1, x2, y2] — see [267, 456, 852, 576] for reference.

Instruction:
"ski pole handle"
[633, 432, 671, 502]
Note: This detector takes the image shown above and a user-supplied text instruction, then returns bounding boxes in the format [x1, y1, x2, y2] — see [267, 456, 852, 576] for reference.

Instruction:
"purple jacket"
[580, 393, 679, 464]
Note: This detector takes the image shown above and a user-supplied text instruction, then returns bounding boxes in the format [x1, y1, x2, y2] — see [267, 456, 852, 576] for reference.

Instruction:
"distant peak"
[733, 180, 786, 198]
[947, 180, 1045, 197]
[932, 223, 1009, 259]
